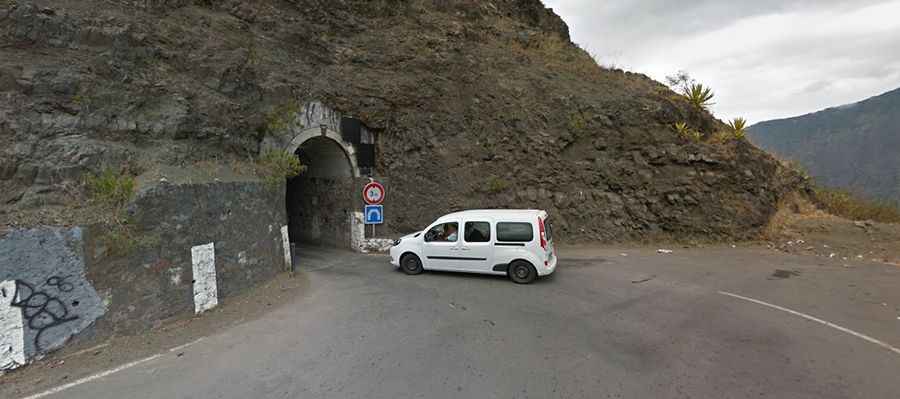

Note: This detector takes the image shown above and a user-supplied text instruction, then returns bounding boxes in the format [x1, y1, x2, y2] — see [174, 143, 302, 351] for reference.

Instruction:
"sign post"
[363, 181, 386, 231]
[364, 205, 384, 225]
[362, 181, 385, 206]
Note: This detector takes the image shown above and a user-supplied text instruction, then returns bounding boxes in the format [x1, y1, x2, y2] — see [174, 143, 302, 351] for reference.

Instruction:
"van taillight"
[539, 217, 547, 250]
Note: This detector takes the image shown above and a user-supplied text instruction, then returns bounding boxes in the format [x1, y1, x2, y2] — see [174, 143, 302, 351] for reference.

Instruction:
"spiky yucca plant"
[674, 121, 701, 142]
[727, 117, 748, 140]
[682, 83, 715, 111]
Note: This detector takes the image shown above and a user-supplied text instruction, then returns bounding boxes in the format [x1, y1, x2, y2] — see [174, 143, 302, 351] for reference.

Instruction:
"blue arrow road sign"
[365, 205, 384, 225]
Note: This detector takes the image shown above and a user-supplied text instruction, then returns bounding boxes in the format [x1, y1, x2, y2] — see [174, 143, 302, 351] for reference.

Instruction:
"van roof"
[438, 209, 548, 220]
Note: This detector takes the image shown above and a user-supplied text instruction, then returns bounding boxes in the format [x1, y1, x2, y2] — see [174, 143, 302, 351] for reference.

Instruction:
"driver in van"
[443, 223, 458, 242]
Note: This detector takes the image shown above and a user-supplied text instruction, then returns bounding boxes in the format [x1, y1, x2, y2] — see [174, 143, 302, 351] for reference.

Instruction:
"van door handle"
[459, 248, 470, 251]
[449, 248, 459, 251]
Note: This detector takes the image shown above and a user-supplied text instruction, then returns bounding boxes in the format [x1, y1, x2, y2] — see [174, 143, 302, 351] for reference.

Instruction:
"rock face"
[749, 87, 900, 205]
[0, 1, 802, 242]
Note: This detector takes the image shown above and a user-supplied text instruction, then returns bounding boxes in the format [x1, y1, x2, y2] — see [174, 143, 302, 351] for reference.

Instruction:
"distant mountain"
[749, 87, 900, 204]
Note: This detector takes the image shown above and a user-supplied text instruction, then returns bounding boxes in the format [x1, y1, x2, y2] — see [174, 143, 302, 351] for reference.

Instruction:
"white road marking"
[169, 337, 204, 353]
[20, 354, 162, 399]
[719, 291, 900, 357]
[19, 338, 206, 399]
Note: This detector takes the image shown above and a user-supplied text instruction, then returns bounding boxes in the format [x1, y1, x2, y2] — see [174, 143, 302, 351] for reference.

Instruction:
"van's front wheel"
[508, 261, 537, 284]
[400, 253, 424, 275]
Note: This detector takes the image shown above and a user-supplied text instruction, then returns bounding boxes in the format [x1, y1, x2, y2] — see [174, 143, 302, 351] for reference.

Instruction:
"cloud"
[543, 0, 900, 123]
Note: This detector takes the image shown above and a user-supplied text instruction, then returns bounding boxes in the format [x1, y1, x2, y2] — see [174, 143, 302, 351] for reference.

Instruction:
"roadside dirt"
[764, 194, 900, 267]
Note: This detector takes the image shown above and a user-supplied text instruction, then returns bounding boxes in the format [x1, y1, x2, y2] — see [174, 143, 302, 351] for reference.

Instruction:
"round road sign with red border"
[363, 181, 386, 205]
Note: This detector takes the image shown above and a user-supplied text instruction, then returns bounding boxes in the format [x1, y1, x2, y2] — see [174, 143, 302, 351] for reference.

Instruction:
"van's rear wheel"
[400, 254, 424, 275]
[508, 261, 537, 284]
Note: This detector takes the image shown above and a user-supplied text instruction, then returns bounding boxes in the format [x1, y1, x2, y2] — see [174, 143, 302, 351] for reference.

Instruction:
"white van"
[389, 209, 557, 284]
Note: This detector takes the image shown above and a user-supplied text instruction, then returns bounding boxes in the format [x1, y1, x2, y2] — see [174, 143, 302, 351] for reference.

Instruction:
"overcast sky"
[542, 0, 900, 123]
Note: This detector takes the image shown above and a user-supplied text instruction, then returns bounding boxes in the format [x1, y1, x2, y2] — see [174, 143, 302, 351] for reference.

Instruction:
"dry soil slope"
[0, 0, 802, 241]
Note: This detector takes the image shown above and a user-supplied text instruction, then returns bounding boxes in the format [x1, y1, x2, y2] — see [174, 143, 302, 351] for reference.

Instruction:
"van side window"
[464, 222, 491, 243]
[497, 222, 533, 242]
[425, 222, 459, 243]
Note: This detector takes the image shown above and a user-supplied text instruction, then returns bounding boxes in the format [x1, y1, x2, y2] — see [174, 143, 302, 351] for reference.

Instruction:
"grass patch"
[257, 150, 306, 189]
[264, 100, 301, 133]
[708, 130, 734, 144]
[100, 224, 162, 258]
[567, 111, 588, 133]
[509, 32, 605, 80]
[84, 168, 136, 208]
[813, 187, 900, 223]
[83, 168, 161, 257]
[486, 176, 510, 194]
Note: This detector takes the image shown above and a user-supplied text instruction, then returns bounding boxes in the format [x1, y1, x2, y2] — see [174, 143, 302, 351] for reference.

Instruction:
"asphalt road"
[9, 245, 900, 398]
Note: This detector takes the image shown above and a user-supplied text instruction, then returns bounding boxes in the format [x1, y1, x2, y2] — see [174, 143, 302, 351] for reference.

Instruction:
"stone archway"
[284, 126, 361, 178]
[262, 101, 373, 249]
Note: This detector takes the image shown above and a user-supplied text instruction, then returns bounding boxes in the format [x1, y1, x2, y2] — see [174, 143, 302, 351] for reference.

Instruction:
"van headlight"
[392, 239, 402, 246]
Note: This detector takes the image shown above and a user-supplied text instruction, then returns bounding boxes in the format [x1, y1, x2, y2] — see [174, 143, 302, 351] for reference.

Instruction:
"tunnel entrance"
[286, 135, 358, 247]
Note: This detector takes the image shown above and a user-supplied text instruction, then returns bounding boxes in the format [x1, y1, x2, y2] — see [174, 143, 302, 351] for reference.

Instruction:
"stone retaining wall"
[0, 180, 288, 370]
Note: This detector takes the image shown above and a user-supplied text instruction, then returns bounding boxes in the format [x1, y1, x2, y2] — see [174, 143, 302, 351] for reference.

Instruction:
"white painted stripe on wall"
[281, 225, 291, 269]
[191, 243, 218, 314]
[719, 291, 900, 357]
[0, 280, 26, 371]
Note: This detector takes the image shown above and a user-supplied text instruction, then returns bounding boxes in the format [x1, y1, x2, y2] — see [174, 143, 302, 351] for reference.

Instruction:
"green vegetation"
[665, 71, 715, 111]
[84, 168, 136, 207]
[707, 118, 748, 144]
[709, 130, 733, 144]
[813, 187, 900, 224]
[675, 122, 701, 142]
[264, 101, 301, 133]
[257, 150, 306, 188]
[567, 111, 588, 132]
[509, 32, 605, 80]
[487, 177, 510, 194]
[682, 83, 715, 111]
[84, 168, 160, 257]
[102, 225, 162, 258]
[727, 117, 748, 140]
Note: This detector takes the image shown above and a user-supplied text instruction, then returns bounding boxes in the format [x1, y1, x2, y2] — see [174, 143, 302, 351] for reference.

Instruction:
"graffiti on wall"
[0, 228, 107, 371]
[1, 277, 90, 371]
[13, 278, 81, 352]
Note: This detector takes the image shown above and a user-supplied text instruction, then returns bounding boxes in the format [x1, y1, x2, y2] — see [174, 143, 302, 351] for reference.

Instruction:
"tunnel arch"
[284, 126, 360, 247]
[262, 101, 376, 250]
[284, 126, 360, 178]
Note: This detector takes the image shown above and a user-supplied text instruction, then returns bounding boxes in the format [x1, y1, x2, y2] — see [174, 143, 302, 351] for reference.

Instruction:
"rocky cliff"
[1, 0, 802, 242]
